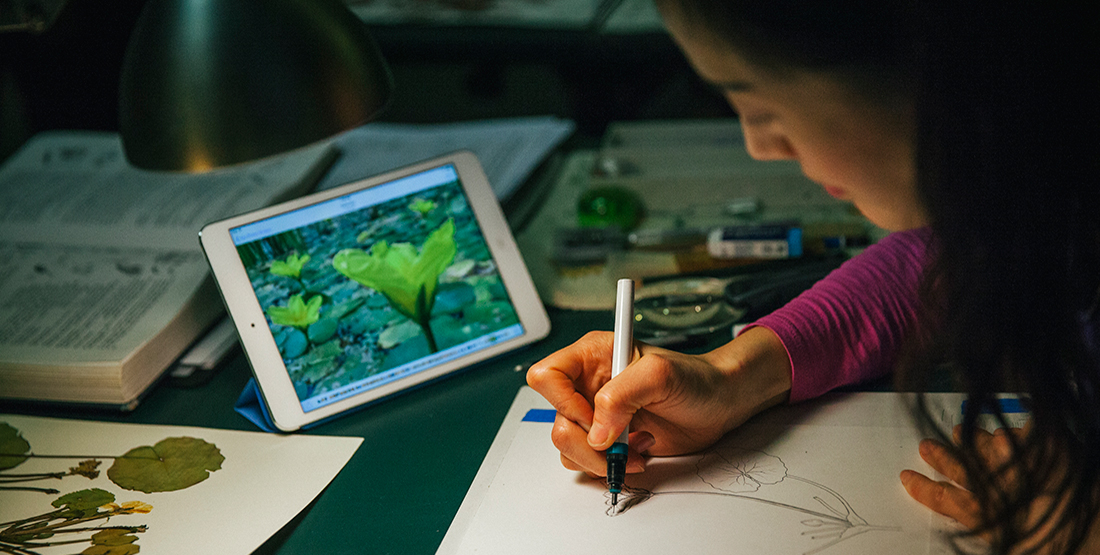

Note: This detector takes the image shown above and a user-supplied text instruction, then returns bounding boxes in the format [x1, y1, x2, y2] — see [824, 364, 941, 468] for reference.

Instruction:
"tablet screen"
[228, 164, 524, 413]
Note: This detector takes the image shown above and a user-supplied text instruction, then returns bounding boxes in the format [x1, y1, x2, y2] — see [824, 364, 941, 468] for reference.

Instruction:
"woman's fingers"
[527, 332, 615, 432]
[900, 470, 984, 531]
[552, 412, 647, 476]
[551, 412, 606, 476]
[587, 348, 680, 451]
[906, 425, 1032, 539]
[904, 436, 983, 530]
[919, 438, 970, 488]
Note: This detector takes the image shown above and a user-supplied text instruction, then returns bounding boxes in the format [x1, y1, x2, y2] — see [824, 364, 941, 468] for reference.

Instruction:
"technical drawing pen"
[607, 278, 635, 506]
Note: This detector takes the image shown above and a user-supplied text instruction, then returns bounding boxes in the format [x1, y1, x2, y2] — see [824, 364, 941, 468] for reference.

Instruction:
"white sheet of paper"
[317, 117, 575, 202]
[439, 387, 976, 555]
[0, 415, 361, 554]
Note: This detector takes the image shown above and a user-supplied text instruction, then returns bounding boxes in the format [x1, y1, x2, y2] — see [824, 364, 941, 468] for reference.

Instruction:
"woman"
[526, 2, 1100, 553]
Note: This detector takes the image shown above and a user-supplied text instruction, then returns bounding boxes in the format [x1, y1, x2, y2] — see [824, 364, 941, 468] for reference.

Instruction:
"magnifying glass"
[633, 278, 742, 347]
[633, 255, 845, 347]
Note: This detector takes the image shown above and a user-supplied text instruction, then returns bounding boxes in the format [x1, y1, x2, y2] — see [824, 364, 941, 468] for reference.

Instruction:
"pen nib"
[611, 492, 618, 506]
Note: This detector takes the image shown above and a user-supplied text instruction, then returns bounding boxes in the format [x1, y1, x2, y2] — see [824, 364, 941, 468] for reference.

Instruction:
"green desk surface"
[2, 303, 908, 554]
[2, 308, 615, 555]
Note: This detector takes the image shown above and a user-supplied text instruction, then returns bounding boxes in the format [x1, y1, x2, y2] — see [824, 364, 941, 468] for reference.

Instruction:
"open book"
[0, 131, 336, 408]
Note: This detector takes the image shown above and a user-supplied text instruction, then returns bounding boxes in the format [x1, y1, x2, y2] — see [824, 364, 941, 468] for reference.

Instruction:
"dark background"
[0, 0, 734, 164]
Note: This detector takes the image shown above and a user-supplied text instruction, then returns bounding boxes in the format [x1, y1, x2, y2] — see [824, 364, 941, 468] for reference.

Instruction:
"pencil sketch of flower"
[333, 218, 457, 352]
[266, 294, 323, 329]
[604, 484, 652, 516]
[697, 448, 787, 493]
[606, 445, 899, 555]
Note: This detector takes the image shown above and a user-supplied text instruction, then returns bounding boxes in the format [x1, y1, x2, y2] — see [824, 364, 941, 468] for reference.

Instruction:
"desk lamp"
[118, 0, 392, 172]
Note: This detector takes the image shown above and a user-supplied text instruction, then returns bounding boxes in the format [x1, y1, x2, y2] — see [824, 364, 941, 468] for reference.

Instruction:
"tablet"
[200, 151, 550, 431]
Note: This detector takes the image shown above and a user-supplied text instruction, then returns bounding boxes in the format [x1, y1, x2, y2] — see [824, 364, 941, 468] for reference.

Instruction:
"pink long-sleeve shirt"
[748, 227, 935, 402]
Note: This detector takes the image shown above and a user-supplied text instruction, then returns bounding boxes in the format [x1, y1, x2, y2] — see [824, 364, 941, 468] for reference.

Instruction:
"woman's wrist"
[702, 326, 794, 427]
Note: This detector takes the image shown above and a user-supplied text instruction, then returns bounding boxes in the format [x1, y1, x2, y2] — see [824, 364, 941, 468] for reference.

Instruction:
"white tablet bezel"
[200, 150, 550, 431]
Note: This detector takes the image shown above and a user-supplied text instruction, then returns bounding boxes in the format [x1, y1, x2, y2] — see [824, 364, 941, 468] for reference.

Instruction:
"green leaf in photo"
[432, 282, 477, 315]
[333, 218, 457, 323]
[378, 320, 424, 349]
[441, 258, 476, 281]
[107, 437, 224, 493]
[267, 294, 323, 329]
[308, 317, 339, 344]
[270, 253, 310, 279]
[277, 328, 309, 359]
[408, 198, 436, 216]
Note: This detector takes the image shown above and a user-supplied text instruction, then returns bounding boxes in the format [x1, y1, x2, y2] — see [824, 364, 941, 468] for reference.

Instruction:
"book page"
[0, 242, 211, 363]
[0, 131, 335, 250]
[0, 131, 336, 402]
[439, 388, 982, 555]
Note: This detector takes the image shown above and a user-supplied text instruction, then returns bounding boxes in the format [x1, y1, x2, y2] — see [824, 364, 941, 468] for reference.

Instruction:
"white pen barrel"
[611, 278, 635, 442]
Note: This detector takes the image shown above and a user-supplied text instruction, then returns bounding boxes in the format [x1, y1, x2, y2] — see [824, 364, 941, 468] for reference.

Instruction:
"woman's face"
[662, 8, 927, 231]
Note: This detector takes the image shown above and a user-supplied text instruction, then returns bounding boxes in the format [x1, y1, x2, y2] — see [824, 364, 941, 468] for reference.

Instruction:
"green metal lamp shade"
[119, 0, 393, 172]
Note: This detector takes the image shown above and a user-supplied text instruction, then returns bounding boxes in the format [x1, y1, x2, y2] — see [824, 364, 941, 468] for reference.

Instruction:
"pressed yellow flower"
[118, 501, 154, 514]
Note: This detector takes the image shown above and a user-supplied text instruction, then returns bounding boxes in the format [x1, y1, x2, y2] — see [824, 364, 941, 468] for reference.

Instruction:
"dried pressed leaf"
[107, 437, 224, 493]
[0, 422, 30, 470]
[52, 488, 115, 511]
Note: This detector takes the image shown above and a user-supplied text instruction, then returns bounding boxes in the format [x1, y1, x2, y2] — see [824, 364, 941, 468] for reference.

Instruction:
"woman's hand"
[901, 425, 1100, 553]
[526, 326, 792, 477]
[900, 427, 1003, 534]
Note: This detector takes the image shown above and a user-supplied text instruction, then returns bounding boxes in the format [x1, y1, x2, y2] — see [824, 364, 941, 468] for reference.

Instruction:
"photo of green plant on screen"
[234, 180, 521, 406]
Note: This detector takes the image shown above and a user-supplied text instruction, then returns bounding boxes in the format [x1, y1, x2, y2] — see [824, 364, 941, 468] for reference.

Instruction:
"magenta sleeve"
[745, 227, 935, 403]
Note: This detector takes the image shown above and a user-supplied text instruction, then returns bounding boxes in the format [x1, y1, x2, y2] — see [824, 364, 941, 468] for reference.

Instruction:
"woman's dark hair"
[655, 0, 917, 104]
[910, 3, 1100, 553]
[659, 1, 1100, 552]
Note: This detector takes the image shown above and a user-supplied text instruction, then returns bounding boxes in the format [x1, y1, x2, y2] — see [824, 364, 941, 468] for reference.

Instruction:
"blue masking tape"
[961, 398, 1028, 414]
[523, 409, 557, 422]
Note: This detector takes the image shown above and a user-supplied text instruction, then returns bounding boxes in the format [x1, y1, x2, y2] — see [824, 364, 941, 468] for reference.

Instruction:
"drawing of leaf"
[0, 422, 30, 470]
[52, 488, 115, 511]
[697, 448, 787, 493]
[813, 495, 848, 519]
[107, 437, 224, 493]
